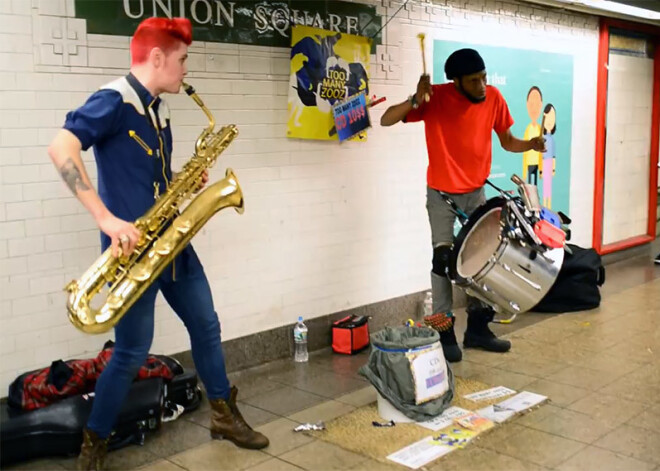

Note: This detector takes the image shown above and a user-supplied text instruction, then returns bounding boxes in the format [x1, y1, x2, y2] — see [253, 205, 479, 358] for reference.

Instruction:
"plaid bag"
[8, 342, 174, 410]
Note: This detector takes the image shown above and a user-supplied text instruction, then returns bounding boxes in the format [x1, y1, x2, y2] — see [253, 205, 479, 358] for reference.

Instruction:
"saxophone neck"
[182, 81, 215, 134]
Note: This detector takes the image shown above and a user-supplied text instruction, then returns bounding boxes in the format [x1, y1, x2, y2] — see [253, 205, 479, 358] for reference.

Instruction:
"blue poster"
[333, 92, 370, 141]
[433, 40, 573, 215]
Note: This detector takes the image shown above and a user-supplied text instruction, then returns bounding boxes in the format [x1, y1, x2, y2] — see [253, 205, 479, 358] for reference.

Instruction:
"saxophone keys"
[153, 238, 175, 256]
[129, 265, 151, 282]
[64, 279, 78, 293]
[173, 217, 193, 234]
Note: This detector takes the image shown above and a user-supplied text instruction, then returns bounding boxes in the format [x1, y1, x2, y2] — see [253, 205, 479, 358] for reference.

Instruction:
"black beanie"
[444, 48, 485, 80]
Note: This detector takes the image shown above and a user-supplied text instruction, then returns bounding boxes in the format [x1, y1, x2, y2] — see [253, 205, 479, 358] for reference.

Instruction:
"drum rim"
[448, 197, 507, 284]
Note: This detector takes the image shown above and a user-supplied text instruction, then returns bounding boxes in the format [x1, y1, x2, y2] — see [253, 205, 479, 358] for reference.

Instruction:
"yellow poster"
[287, 26, 371, 141]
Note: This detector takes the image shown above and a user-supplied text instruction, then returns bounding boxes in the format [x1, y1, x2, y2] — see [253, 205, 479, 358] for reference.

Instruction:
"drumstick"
[418, 33, 427, 74]
[537, 113, 546, 159]
[417, 33, 430, 102]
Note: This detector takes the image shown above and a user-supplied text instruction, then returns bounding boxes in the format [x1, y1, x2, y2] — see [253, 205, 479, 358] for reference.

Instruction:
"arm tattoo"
[59, 157, 90, 194]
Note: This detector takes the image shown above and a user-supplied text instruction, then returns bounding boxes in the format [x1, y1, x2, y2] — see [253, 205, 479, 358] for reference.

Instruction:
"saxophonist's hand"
[98, 213, 141, 257]
[195, 169, 209, 193]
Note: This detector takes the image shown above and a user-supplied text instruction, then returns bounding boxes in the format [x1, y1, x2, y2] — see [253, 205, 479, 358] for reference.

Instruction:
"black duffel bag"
[533, 243, 605, 313]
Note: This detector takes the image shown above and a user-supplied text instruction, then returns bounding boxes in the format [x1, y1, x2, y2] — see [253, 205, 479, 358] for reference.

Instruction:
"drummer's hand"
[416, 74, 432, 103]
[529, 136, 546, 152]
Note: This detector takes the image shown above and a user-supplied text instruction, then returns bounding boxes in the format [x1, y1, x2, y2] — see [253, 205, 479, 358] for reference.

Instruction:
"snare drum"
[447, 197, 564, 316]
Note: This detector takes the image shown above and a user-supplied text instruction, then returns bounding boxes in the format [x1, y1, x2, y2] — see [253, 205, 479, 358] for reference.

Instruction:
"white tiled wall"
[602, 53, 654, 245]
[0, 0, 599, 393]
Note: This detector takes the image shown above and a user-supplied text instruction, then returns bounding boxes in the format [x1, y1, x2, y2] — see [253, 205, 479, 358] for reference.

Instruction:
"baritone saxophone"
[65, 82, 243, 334]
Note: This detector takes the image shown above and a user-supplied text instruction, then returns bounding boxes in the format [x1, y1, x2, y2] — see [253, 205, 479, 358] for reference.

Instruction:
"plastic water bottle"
[421, 291, 433, 318]
[293, 316, 309, 363]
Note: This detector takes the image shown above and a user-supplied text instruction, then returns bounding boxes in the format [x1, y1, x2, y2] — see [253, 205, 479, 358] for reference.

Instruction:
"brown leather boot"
[77, 428, 109, 471]
[209, 386, 269, 449]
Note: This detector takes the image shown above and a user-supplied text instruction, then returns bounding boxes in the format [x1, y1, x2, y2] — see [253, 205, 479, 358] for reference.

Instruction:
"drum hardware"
[511, 174, 542, 213]
[487, 177, 547, 253]
[439, 192, 469, 224]
[505, 199, 543, 247]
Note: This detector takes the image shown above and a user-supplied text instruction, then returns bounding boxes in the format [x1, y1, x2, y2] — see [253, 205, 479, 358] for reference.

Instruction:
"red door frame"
[592, 18, 660, 255]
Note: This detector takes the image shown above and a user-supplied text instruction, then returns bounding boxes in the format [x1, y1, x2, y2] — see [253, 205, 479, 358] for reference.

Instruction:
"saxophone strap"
[125, 73, 170, 192]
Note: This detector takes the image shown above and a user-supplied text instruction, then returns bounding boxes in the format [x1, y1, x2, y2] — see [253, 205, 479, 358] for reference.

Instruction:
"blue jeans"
[87, 268, 230, 438]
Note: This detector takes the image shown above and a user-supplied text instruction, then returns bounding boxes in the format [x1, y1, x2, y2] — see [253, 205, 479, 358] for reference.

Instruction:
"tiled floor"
[6, 249, 660, 471]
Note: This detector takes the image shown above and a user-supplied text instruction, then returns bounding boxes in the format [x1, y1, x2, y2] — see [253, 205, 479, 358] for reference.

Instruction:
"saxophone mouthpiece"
[182, 81, 206, 110]
[182, 81, 195, 96]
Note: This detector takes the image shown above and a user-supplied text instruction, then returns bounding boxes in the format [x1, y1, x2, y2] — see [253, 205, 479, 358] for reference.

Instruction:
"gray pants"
[426, 186, 486, 315]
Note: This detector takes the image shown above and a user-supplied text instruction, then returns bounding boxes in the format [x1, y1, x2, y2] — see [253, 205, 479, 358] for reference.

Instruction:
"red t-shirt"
[405, 83, 514, 193]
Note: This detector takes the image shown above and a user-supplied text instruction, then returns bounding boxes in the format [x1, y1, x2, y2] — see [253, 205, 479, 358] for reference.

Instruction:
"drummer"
[380, 48, 546, 362]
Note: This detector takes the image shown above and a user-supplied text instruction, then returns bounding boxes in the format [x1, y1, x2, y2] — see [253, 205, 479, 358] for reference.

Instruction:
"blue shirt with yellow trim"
[63, 74, 202, 282]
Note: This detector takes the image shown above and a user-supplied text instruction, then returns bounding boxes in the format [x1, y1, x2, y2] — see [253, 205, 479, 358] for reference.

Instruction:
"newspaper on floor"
[476, 404, 516, 423]
[497, 391, 547, 411]
[417, 406, 471, 431]
[477, 391, 548, 423]
[386, 436, 455, 469]
[433, 427, 477, 448]
[454, 412, 495, 432]
[462, 386, 516, 402]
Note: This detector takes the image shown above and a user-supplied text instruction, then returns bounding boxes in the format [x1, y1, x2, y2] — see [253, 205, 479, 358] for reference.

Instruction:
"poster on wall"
[332, 92, 371, 142]
[433, 40, 574, 215]
[287, 25, 371, 141]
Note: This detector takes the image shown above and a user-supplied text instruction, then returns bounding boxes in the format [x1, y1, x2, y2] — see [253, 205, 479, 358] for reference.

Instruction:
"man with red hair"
[48, 17, 268, 470]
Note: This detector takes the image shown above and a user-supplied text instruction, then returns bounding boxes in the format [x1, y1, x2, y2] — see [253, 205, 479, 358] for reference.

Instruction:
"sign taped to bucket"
[406, 342, 448, 404]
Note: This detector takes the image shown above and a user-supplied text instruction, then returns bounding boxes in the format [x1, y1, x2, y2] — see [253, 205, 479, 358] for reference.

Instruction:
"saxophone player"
[48, 17, 268, 470]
